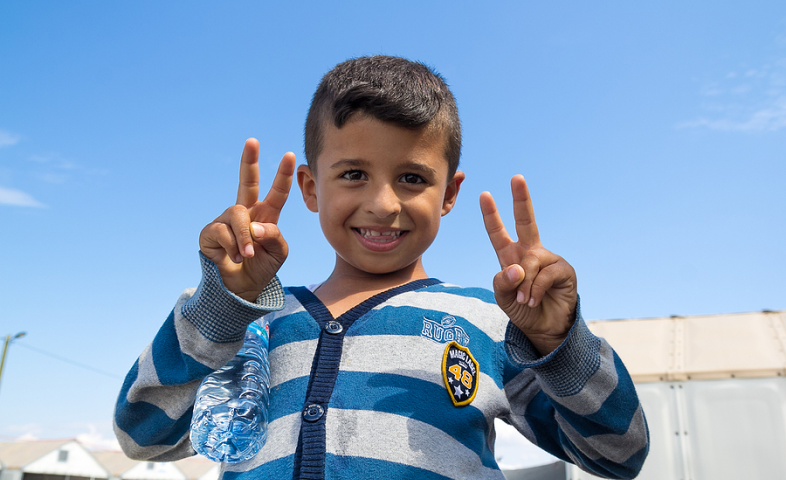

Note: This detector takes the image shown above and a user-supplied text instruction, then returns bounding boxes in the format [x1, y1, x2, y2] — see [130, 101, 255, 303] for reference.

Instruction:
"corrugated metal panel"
[566, 309, 786, 480]
[566, 378, 786, 480]
[682, 378, 786, 479]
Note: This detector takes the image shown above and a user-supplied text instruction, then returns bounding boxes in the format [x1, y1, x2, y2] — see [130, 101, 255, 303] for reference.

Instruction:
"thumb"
[250, 223, 288, 261]
[493, 264, 526, 308]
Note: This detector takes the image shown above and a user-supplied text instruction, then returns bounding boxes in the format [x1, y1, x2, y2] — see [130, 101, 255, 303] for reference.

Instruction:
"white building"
[0, 440, 110, 480]
[0, 442, 216, 480]
[168, 458, 217, 480]
[90, 452, 216, 480]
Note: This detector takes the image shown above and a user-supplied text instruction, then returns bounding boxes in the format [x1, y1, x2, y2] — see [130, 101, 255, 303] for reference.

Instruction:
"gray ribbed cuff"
[504, 297, 601, 397]
[181, 252, 285, 343]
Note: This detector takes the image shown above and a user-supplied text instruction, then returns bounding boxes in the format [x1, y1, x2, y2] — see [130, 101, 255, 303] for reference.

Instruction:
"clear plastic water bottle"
[190, 319, 270, 463]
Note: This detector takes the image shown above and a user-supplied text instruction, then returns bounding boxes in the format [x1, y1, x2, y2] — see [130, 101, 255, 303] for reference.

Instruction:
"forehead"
[316, 116, 449, 174]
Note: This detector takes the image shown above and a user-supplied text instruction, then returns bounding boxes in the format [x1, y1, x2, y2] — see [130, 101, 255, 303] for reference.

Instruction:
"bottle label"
[248, 319, 268, 339]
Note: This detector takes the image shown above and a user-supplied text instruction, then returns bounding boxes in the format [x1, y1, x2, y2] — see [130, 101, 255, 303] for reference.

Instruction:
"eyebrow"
[329, 158, 438, 177]
[329, 158, 369, 170]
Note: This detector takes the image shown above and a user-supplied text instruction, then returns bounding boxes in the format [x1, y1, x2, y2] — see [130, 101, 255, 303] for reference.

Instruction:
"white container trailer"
[566, 310, 786, 480]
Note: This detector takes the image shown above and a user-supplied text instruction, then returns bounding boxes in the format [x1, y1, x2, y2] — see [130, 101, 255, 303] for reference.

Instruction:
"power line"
[15, 342, 124, 380]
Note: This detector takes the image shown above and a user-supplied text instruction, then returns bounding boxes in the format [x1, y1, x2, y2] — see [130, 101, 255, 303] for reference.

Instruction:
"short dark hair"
[304, 55, 461, 177]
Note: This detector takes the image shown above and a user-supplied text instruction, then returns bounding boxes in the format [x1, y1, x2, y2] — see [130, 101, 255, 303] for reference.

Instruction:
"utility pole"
[0, 332, 26, 396]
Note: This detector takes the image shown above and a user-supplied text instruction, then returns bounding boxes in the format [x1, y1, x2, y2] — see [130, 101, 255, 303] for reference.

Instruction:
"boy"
[114, 56, 648, 479]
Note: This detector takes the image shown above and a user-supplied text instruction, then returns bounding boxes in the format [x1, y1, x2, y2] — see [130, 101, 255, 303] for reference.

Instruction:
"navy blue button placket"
[289, 279, 440, 480]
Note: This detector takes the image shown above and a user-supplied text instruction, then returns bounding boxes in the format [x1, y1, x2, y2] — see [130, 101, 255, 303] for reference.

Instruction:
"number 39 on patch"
[442, 341, 479, 407]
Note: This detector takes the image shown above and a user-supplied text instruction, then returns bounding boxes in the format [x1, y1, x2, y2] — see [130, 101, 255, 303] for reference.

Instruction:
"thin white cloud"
[29, 153, 77, 169]
[76, 424, 122, 452]
[27, 153, 98, 185]
[3, 422, 120, 451]
[678, 97, 786, 132]
[0, 129, 21, 148]
[5, 422, 44, 441]
[679, 36, 786, 133]
[0, 186, 46, 207]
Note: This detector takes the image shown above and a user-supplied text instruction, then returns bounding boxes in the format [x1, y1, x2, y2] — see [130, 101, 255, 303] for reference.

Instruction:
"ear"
[297, 164, 319, 213]
[441, 170, 465, 216]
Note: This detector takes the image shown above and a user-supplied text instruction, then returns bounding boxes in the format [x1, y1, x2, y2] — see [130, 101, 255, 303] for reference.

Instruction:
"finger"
[200, 222, 243, 264]
[256, 152, 297, 223]
[528, 258, 576, 307]
[528, 262, 566, 308]
[492, 264, 526, 304]
[479, 191, 514, 259]
[517, 253, 541, 305]
[236, 138, 261, 207]
[224, 205, 255, 258]
[249, 223, 289, 264]
[511, 175, 541, 247]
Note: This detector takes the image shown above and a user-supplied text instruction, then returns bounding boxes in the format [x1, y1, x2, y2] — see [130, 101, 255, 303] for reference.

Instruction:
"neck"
[324, 254, 428, 291]
[313, 255, 429, 317]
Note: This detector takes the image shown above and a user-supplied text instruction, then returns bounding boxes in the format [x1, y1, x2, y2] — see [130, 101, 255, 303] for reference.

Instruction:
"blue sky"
[1, 1, 784, 468]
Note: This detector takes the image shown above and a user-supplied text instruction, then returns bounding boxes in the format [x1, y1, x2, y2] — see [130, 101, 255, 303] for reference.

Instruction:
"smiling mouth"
[352, 228, 408, 252]
[355, 228, 404, 240]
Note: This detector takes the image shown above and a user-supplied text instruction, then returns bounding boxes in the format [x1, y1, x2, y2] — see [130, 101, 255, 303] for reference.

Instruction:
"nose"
[364, 183, 401, 218]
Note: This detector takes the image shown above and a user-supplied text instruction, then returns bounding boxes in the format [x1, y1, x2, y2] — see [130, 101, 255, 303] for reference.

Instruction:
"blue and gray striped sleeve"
[113, 253, 285, 461]
[502, 302, 649, 479]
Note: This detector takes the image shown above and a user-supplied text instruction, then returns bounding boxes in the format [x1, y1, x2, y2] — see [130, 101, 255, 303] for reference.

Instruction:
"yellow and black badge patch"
[442, 341, 479, 407]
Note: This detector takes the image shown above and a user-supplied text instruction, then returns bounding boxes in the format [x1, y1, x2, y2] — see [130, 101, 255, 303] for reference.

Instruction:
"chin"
[345, 256, 421, 277]
[356, 263, 406, 276]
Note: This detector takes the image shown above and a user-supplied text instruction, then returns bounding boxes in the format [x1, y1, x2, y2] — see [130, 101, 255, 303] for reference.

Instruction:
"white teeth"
[359, 228, 401, 238]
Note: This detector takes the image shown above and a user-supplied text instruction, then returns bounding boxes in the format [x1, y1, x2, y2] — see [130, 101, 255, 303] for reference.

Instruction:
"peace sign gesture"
[200, 139, 296, 302]
[480, 175, 578, 355]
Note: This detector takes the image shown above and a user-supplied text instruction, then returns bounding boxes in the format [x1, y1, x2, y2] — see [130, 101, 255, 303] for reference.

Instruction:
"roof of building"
[0, 439, 72, 469]
[171, 456, 217, 480]
[91, 451, 139, 477]
[82, 451, 216, 480]
[0, 441, 216, 480]
[588, 309, 786, 382]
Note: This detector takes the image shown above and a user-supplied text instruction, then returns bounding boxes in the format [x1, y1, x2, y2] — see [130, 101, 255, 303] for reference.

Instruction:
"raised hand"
[480, 175, 578, 355]
[199, 139, 296, 302]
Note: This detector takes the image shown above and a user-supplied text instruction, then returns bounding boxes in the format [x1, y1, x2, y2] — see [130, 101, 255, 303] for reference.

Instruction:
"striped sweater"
[114, 254, 648, 479]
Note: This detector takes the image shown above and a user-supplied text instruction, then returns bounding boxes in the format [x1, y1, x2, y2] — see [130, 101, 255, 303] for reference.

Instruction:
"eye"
[400, 173, 426, 185]
[340, 170, 367, 181]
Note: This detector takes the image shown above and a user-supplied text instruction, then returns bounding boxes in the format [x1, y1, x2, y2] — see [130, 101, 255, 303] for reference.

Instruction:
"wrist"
[525, 331, 570, 357]
[182, 252, 285, 343]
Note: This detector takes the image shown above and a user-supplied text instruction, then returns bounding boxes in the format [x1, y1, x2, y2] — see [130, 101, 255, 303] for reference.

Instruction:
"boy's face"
[297, 115, 463, 278]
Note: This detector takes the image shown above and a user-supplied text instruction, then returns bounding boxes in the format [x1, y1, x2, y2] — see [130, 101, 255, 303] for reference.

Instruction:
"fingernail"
[244, 244, 254, 257]
[252, 223, 265, 238]
[517, 291, 525, 303]
[234, 254, 243, 263]
[528, 297, 536, 308]
[507, 266, 522, 282]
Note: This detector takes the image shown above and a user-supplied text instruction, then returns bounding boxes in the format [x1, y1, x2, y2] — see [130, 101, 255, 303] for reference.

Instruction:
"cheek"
[317, 196, 352, 231]
[419, 192, 447, 219]
[410, 198, 444, 234]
